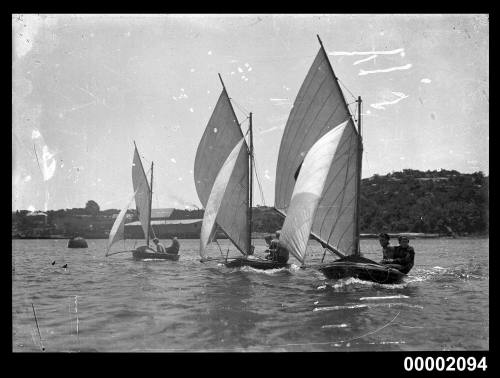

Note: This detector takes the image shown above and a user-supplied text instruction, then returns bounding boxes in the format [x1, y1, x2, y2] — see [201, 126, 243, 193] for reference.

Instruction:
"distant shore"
[12, 233, 487, 240]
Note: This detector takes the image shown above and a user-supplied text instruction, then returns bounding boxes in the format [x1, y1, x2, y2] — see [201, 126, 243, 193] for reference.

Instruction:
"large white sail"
[194, 88, 245, 206]
[280, 121, 358, 263]
[194, 82, 250, 255]
[275, 41, 359, 256]
[200, 138, 249, 259]
[105, 191, 137, 255]
[132, 146, 151, 241]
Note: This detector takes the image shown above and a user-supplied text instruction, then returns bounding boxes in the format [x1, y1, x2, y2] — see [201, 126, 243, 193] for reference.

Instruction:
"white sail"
[275, 41, 359, 256]
[200, 138, 248, 259]
[105, 191, 137, 255]
[132, 146, 151, 241]
[194, 88, 245, 206]
[280, 121, 358, 263]
[194, 82, 250, 255]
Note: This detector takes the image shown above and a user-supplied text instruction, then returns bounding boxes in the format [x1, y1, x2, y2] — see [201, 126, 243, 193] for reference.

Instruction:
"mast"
[354, 96, 363, 255]
[248, 112, 253, 254]
[147, 161, 153, 247]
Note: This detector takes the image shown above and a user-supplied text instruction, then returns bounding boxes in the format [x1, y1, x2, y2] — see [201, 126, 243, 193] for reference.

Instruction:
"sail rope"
[230, 97, 250, 119]
[252, 156, 267, 206]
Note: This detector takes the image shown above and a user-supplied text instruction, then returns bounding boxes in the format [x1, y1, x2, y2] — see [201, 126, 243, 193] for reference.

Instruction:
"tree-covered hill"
[12, 169, 488, 238]
[360, 169, 488, 235]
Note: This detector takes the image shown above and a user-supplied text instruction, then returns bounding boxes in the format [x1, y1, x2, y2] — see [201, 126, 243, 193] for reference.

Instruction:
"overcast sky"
[12, 14, 489, 212]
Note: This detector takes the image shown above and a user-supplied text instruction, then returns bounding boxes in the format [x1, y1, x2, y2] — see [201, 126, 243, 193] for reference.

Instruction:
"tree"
[85, 200, 100, 216]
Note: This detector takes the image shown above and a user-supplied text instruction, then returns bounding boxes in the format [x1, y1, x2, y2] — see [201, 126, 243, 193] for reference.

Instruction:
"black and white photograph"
[12, 14, 489, 354]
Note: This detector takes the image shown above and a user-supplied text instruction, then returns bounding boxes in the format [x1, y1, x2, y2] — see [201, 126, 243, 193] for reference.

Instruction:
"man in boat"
[380, 235, 415, 274]
[392, 236, 415, 274]
[273, 242, 289, 264]
[166, 237, 180, 255]
[378, 233, 395, 262]
[153, 238, 167, 253]
[265, 230, 281, 260]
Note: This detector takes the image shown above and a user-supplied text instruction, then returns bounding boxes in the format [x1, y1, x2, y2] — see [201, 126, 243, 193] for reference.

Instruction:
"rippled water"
[12, 237, 488, 352]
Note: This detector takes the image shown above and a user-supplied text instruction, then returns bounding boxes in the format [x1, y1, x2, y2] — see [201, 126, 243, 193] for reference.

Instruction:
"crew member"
[378, 233, 395, 263]
[380, 235, 415, 274]
[166, 237, 180, 254]
[153, 238, 166, 253]
[266, 230, 281, 260]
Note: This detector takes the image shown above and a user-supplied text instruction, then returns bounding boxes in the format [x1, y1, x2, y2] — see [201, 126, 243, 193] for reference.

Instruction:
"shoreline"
[12, 233, 488, 240]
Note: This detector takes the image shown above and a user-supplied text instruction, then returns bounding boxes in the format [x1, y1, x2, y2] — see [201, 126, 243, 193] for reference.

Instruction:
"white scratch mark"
[370, 92, 409, 110]
[330, 48, 405, 56]
[170, 158, 177, 163]
[359, 64, 412, 76]
[421, 78, 432, 84]
[189, 108, 194, 113]
[353, 55, 377, 65]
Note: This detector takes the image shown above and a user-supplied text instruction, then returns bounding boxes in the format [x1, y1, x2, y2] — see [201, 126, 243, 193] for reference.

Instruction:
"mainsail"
[105, 190, 137, 256]
[279, 121, 359, 263]
[275, 37, 360, 257]
[200, 138, 248, 258]
[194, 86, 245, 206]
[194, 78, 250, 255]
[132, 145, 151, 241]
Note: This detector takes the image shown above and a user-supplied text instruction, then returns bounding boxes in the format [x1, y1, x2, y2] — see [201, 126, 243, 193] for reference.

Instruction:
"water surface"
[12, 237, 489, 352]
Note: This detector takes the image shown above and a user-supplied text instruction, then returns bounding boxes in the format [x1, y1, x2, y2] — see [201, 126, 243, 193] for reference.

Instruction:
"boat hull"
[224, 257, 289, 270]
[317, 255, 405, 284]
[132, 246, 180, 261]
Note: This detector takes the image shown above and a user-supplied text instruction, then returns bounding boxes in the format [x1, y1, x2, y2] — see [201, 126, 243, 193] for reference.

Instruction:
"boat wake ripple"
[313, 302, 424, 312]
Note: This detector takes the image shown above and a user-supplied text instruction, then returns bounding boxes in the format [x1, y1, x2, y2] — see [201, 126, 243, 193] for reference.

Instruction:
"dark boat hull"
[224, 257, 289, 270]
[67, 237, 88, 248]
[132, 246, 180, 261]
[317, 255, 405, 284]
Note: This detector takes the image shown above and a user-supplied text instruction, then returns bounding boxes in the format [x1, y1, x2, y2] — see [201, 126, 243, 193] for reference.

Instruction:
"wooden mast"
[248, 112, 253, 254]
[147, 161, 153, 247]
[354, 96, 363, 255]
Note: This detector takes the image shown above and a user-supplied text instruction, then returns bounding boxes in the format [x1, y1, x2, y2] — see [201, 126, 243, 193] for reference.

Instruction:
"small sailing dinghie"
[105, 143, 180, 261]
[274, 36, 406, 284]
[194, 75, 288, 270]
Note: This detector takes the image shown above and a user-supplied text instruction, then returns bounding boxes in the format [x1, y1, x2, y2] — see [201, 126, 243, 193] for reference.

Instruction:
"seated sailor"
[273, 242, 289, 264]
[265, 230, 281, 260]
[380, 235, 415, 274]
[153, 238, 166, 253]
[166, 237, 180, 254]
[378, 233, 395, 263]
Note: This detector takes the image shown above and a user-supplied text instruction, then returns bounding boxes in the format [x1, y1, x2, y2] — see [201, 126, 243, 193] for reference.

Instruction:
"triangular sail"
[200, 138, 249, 259]
[132, 146, 151, 241]
[194, 88, 245, 206]
[105, 191, 137, 256]
[194, 83, 250, 255]
[275, 41, 359, 256]
[280, 121, 358, 263]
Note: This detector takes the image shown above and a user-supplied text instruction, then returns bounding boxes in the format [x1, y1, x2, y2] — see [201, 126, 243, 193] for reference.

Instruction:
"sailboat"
[274, 35, 405, 284]
[194, 75, 288, 269]
[105, 142, 180, 260]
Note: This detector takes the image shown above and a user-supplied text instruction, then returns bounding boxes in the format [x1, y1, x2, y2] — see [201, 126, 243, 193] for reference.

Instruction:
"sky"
[12, 14, 489, 212]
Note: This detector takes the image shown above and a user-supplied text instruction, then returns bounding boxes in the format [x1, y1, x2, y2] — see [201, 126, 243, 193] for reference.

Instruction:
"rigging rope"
[230, 97, 250, 119]
[252, 156, 267, 206]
